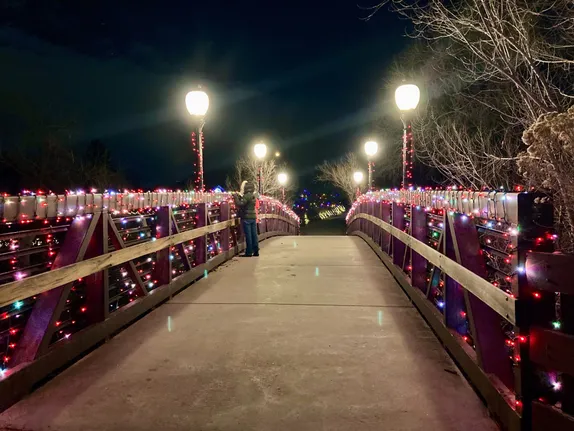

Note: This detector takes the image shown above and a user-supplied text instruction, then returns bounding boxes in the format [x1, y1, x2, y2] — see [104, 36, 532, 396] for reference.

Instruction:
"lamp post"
[185, 88, 210, 191]
[277, 172, 288, 203]
[253, 142, 267, 194]
[395, 84, 420, 189]
[353, 171, 364, 199]
[364, 140, 378, 191]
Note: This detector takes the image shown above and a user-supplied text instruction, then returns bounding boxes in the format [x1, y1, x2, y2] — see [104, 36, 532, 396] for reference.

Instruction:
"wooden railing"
[0, 191, 299, 411]
[347, 190, 574, 431]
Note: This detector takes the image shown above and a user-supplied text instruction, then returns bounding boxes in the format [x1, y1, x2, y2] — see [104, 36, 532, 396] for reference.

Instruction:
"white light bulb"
[364, 141, 378, 157]
[185, 90, 209, 116]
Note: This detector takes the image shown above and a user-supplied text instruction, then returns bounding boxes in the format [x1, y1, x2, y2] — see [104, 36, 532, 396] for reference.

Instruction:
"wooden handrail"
[349, 213, 516, 324]
[0, 219, 236, 307]
[0, 211, 298, 308]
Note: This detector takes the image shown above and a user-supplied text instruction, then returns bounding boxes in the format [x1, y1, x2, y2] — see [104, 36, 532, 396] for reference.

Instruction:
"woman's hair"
[240, 180, 247, 195]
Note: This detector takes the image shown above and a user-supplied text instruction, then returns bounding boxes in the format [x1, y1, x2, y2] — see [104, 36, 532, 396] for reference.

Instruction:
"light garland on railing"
[347, 187, 562, 414]
[0, 189, 298, 376]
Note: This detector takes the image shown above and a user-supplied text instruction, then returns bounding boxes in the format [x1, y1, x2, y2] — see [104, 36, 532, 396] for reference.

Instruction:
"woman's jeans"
[242, 219, 259, 256]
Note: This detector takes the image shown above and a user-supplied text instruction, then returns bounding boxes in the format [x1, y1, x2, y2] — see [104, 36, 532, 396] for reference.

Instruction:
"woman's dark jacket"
[233, 183, 257, 220]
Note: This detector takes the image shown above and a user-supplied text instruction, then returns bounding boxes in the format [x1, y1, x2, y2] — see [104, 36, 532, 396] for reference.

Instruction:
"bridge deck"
[0, 236, 496, 431]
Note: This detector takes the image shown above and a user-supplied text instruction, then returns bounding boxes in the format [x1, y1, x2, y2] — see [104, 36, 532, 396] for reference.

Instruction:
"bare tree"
[316, 153, 362, 204]
[370, 0, 574, 126]
[411, 94, 521, 189]
[226, 157, 296, 203]
[370, 0, 574, 250]
[519, 107, 574, 253]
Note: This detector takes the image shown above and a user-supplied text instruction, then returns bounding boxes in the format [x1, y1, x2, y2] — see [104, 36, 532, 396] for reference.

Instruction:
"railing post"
[194, 203, 207, 265]
[448, 211, 514, 390]
[154, 206, 173, 286]
[367, 200, 374, 240]
[411, 206, 428, 293]
[373, 201, 382, 247]
[220, 201, 231, 252]
[84, 210, 109, 324]
[382, 202, 391, 254]
[443, 213, 467, 334]
[392, 202, 405, 267]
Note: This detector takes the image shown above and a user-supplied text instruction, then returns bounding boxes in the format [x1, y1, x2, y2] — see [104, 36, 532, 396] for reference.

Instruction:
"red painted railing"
[0, 191, 299, 411]
[347, 190, 573, 431]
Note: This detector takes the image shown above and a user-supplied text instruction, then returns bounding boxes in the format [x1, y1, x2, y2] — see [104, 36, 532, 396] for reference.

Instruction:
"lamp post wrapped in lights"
[364, 140, 378, 191]
[395, 84, 420, 189]
[185, 88, 210, 191]
[253, 143, 267, 194]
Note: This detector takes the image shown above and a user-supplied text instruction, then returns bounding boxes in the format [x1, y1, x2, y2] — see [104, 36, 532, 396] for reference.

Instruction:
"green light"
[204, 269, 208, 279]
[552, 321, 561, 330]
[315, 267, 319, 276]
[14, 301, 23, 310]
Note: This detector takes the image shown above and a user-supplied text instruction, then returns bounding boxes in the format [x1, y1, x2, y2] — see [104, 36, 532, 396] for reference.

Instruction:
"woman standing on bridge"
[233, 181, 259, 257]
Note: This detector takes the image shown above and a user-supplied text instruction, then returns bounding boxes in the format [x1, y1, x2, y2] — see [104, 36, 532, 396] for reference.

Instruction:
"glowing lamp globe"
[185, 90, 209, 116]
[364, 141, 378, 157]
[254, 143, 267, 159]
[395, 84, 420, 111]
[278, 172, 288, 186]
[353, 171, 364, 184]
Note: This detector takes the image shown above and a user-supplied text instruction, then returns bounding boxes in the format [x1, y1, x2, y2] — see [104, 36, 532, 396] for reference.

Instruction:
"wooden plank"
[350, 213, 516, 325]
[533, 402, 574, 431]
[0, 219, 235, 308]
[530, 327, 574, 376]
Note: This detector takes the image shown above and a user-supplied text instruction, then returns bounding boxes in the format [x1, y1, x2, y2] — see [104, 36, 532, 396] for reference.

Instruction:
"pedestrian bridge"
[0, 190, 571, 431]
[0, 235, 495, 431]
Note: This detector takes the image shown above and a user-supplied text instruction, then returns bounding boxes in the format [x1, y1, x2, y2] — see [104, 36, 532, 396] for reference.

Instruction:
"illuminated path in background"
[0, 237, 496, 431]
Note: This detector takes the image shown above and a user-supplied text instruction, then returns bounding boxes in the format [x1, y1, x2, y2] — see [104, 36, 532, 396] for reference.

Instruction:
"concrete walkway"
[0, 236, 497, 431]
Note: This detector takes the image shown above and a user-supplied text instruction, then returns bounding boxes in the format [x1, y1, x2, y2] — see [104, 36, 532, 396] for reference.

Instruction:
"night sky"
[0, 1, 409, 190]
